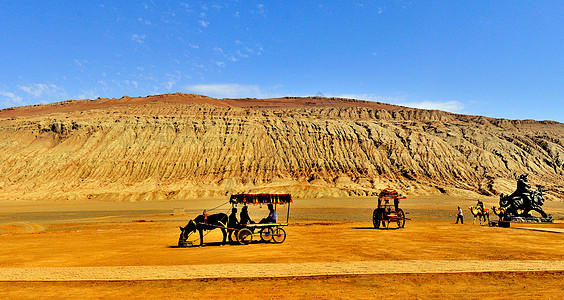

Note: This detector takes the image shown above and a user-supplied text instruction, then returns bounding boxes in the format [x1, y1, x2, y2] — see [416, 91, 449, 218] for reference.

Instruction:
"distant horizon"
[1, 91, 561, 123]
[1, 1, 562, 122]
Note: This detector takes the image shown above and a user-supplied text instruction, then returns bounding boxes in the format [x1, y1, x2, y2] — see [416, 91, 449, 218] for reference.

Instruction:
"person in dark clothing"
[240, 206, 253, 225]
[227, 207, 239, 242]
[477, 199, 484, 213]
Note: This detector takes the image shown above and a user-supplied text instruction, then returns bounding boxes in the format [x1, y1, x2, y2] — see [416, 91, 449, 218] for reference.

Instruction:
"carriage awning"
[229, 193, 292, 205]
[378, 188, 406, 200]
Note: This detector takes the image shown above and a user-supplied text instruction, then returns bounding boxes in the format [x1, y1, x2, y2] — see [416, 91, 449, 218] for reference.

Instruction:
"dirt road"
[0, 196, 562, 298]
[1, 260, 564, 281]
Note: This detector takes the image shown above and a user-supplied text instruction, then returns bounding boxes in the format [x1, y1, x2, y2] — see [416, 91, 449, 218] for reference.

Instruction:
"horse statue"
[499, 180, 548, 219]
[178, 212, 228, 247]
[468, 206, 490, 224]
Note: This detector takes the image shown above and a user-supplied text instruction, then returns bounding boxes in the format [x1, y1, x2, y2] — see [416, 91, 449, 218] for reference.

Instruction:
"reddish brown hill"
[0, 93, 562, 202]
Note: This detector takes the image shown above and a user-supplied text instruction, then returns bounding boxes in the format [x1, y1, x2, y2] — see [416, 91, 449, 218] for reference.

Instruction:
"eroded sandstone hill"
[0, 93, 562, 202]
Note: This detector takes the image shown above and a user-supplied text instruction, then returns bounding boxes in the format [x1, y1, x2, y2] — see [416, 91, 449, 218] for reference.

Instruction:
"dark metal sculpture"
[498, 173, 552, 222]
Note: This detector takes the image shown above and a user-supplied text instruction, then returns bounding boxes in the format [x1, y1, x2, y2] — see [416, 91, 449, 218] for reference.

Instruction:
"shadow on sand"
[352, 226, 403, 230]
[169, 240, 271, 248]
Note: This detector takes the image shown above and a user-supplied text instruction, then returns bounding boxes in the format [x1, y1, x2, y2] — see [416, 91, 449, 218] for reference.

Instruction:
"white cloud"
[396, 100, 464, 113]
[164, 72, 181, 90]
[131, 34, 146, 44]
[185, 84, 264, 98]
[199, 20, 209, 27]
[138, 18, 152, 25]
[18, 83, 67, 99]
[0, 91, 23, 106]
[73, 59, 88, 67]
[254, 4, 266, 15]
[335, 94, 464, 113]
[213, 61, 225, 67]
[77, 90, 100, 100]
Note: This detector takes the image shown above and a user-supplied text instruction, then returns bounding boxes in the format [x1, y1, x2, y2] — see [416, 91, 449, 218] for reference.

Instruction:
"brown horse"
[468, 206, 490, 224]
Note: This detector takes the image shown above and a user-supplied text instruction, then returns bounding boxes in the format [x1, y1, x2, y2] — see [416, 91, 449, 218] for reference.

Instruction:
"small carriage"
[372, 188, 406, 229]
[178, 193, 292, 247]
[229, 193, 291, 245]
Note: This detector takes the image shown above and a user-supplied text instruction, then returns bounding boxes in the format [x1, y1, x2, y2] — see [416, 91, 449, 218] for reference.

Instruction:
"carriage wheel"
[372, 209, 381, 229]
[396, 209, 406, 228]
[272, 227, 287, 243]
[260, 227, 274, 242]
[237, 228, 253, 245]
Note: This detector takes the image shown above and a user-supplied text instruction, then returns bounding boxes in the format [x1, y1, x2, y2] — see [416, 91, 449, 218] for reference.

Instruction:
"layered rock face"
[0, 93, 562, 201]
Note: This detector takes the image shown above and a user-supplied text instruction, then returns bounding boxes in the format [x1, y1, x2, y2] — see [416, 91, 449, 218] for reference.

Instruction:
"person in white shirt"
[456, 206, 463, 224]
[260, 204, 277, 223]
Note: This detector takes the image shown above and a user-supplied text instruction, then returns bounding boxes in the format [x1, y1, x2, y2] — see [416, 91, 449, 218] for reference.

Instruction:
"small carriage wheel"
[372, 209, 381, 229]
[260, 227, 274, 242]
[237, 228, 253, 245]
[272, 227, 286, 243]
[397, 209, 406, 228]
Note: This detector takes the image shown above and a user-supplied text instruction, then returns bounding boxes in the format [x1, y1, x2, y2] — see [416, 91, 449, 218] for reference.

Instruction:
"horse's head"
[178, 220, 197, 245]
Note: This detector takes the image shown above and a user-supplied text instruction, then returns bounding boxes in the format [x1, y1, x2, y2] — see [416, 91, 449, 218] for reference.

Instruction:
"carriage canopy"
[229, 193, 292, 205]
[378, 188, 405, 200]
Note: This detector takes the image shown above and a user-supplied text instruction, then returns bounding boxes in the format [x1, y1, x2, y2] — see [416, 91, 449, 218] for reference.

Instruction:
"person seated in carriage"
[260, 204, 278, 224]
[227, 207, 240, 242]
[240, 206, 254, 225]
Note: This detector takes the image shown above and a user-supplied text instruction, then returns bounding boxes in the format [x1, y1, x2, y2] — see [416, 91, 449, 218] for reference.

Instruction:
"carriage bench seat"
[245, 223, 288, 228]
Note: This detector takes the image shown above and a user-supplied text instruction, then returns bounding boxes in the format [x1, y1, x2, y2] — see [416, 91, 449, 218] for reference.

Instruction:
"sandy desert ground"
[0, 195, 563, 299]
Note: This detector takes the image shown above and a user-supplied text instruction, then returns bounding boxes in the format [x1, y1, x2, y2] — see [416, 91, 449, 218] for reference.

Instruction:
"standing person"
[456, 206, 464, 224]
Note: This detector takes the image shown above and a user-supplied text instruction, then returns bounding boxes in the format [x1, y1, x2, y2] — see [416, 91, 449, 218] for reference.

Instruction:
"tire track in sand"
[1, 260, 563, 281]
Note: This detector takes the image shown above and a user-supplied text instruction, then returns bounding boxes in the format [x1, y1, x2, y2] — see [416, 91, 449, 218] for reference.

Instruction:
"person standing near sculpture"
[456, 206, 463, 224]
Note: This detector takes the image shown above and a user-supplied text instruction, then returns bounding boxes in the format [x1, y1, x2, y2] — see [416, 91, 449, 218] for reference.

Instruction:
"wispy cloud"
[0, 91, 23, 106]
[138, 18, 152, 25]
[131, 34, 146, 44]
[185, 83, 264, 98]
[18, 83, 67, 99]
[199, 20, 209, 27]
[73, 59, 88, 67]
[336, 93, 464, 113]
[212, 61, 225, 67]
[395, 100, 464, 112]
[164, 72, 181, 90]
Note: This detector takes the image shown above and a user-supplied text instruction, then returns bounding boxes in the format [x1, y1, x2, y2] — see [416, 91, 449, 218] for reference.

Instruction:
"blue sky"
[1, 1, 562, 122]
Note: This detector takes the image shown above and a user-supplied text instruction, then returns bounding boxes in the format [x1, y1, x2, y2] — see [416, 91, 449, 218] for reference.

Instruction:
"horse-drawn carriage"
[372, 188, 407, 229]
[178, 193, 291, 247]
[229, 193, 291, 244]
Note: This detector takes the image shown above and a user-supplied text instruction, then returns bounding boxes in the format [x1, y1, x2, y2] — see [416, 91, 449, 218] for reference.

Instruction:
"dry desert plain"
[0, 195, 563, 299]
